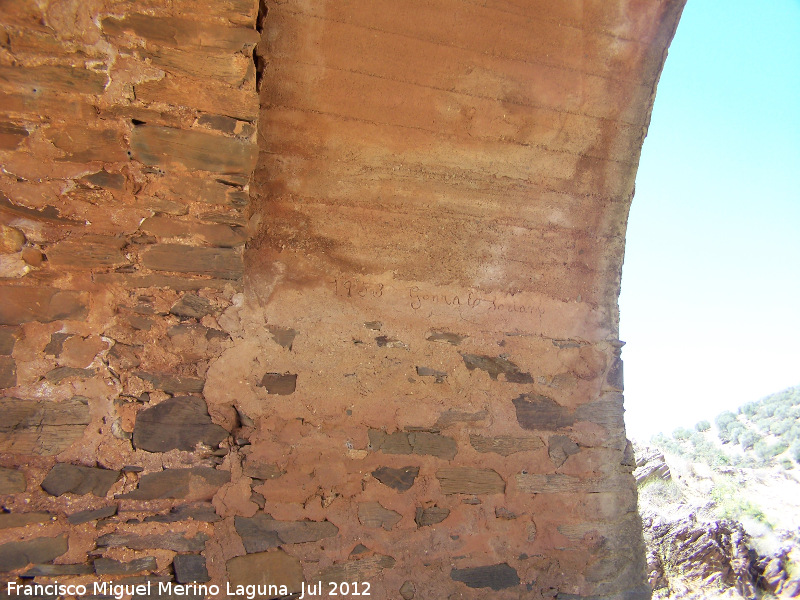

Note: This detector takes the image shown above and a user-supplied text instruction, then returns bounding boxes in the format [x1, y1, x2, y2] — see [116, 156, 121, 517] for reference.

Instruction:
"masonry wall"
[0, 1, 684, 598]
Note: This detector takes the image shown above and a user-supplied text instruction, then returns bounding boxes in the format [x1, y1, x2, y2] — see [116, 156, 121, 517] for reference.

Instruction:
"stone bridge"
[0, 0, 684, 597]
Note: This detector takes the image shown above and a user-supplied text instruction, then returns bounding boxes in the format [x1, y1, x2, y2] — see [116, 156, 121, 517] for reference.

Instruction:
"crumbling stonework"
[0, 0, 685, 598]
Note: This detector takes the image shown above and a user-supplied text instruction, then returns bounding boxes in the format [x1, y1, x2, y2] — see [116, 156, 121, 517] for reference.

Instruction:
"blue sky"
[619, 0, 800, 438]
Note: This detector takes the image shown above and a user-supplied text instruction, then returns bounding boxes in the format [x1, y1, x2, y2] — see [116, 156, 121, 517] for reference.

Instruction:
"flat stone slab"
[118, 467, 230, 501]
[234, 514, 339, 553]
[96, 531, 209, 552]
[133, 396, 227, 452]
[450, 563, 520, 590]
[41, 463, 120, 497]
[0, 287, 88, 325]
[436, 467, 505, 495]
[0, 466, 25, 493]
[173, 554, 210, 583]
[0, 534, 68, 573]
[94, 557, 157, 575]
[372, 466, 419, 492]
[0, 397, 90, 455]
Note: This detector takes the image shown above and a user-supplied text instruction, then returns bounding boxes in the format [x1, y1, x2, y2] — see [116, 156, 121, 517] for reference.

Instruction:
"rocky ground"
[635, 444, 800, 599]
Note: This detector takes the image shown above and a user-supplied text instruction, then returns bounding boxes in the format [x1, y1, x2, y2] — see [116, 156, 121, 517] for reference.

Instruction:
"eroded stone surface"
[133, 396, 228, 452]
[41, 463, 120, 497]
[118, 467, 230, 501]
[0, 397, 90, 455]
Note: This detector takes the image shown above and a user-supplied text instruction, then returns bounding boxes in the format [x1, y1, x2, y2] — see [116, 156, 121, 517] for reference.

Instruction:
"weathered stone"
[67, 506, 117, 525]
[44, 333, 71, 357]
[0, 397, 90, 455]
[450, 563, 520, 590]
[143, 47, 252, 86]
[372, 466, 419, 492]
[41, 463, 120, 497]
[415, 366, 447, 383]
[133, 396, 227, 452]
[426, 331, 466, 345]
[109, 343, 142, 370]
[415, 506, 450, 527]
[258, 372, 297, 395]
[170, 294, 213, 319]
[0, 122, 28, 151]
[102, 14, 259, 52]
[47, 236, 128, 269]
[118, 467, 230, 501]
[369, 429, 457, 460]
[316, 553, 396, 583]
[0, 467, 26, 494]
[461, 354, 533, 383]
[135, 74, 259, 121]
[97, 532, 209, 552]
[548, 435, 581, 467]
[22, 563, 93, 577]
[143, 503, 221, 523]
[435, 409, 488, 428]
[135, 371, 205, 394]
[515, 473, 605, 494]
[173, 554, 210, 584]
[0, 327, 17, 355]
[46, 127, 127, 162]
[0, 224, 25, 253]
[0, 65, 106, 95]
[469, 434, 544, 456]
[142, 244, 243, 280]
[83, 169, 126, 189]
[0, 287, 88, 325]
[358, 501, 402, 530]
[242, 461, 283, 480]
[0, 534, 68, 573]
[141, 216, 247, 248]
[226, 551, 304, 597]
[94, 557, 157, 575]
[400, 581, 416, 599]
[375, 335, 406, 348]
[0, 356, 16, 389]
[268, 325, 298, 350]
[0, 512, 54, 528]
[235, 514, 339, 552]
[513, 393, 575, 430]
[131, 125, 258, 175]
[436, 467, 505, 495]
[44, 366, 96, 384]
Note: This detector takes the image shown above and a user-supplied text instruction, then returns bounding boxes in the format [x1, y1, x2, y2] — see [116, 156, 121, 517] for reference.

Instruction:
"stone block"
[369, 429, 457, 460]
[435, 409, 487, 428]
[44, 366, 96, 384]
[45, 127, 127, 162]
[358, 502, 402, 530]
[513, 393, 574, 430]
[94, 557, 157, 575]
[0, 534, 68, 573]
[83, 169, 126, 189]
[22, 563, 93, 577]
[143, 503, 221, 523]
[143, 48, 252, 86]
[170, 294, 213, 319]
[173, 554, 210, 584]
[0, 65, 106, 95]
[234, 514, 339, 553]
[0, 327, 17, 354]
[0, 397, 90, 455]
[415, 506, 450, 527]
[268, 325, 298, 350]
[461, 354, 533, 383]
[47, 236, 128, 269]
[258, 372, 297, 395]
[227, 551, 304, 598]
[135, 74, 259, 122]
[0, 467, 26, 494]
[0, 287, 88, 325]
[117, 467, 230, 501]
[130, 125, 257, 175]
[450, 563, 520, 590]
[372, 466, 419, 492]
[436, 467, 505, 495]
[0, 356, 16, 389]
[135, 371, 205, 394]
[41, 463, 120, 497]
[133, 396, 228, 452]
[96, 532, 209, 552]
[141, 244, 243, 280]
[316, 553, 395, 584]
[0, 122, 29, 150]
[0, 512, 53, 528]
[426, 331, 466, 345]
[140, 216, 247, 248]
[67, 506, 117, 525]
[548, 435, 581, 467]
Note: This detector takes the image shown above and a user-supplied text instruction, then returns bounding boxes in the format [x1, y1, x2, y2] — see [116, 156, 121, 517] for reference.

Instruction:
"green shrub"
[673, 427, 692, 441]
[695, 420, 711, 432]
[739, 430, 758, 450]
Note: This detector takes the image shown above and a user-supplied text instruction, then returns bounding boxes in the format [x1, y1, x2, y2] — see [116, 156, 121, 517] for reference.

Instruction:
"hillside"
[636, 385, 800, 599]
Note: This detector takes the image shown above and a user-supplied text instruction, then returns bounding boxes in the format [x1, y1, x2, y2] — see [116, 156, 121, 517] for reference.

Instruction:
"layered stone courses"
[0, 0, 684, 597]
